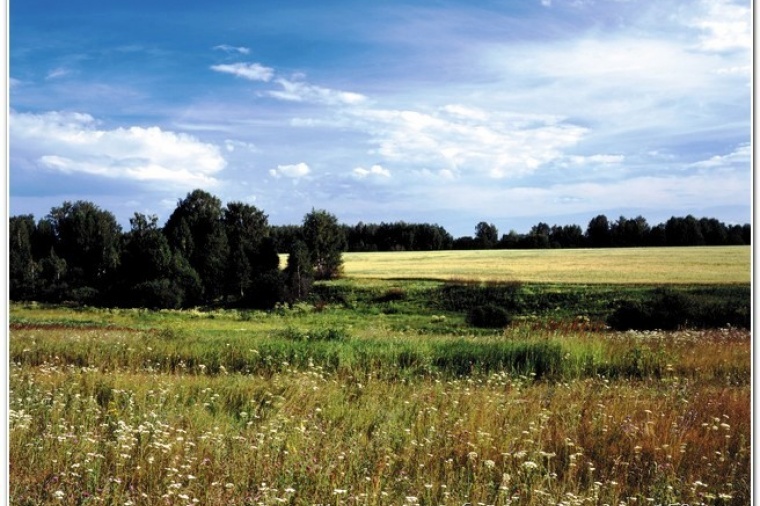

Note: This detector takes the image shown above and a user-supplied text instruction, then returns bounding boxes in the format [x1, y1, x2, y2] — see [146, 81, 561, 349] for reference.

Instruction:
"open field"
[339, 246, 751, 284]
[9, 247, 752, 505]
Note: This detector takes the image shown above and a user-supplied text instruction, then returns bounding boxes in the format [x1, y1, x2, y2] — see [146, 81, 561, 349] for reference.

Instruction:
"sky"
[8, 0, 753, 237]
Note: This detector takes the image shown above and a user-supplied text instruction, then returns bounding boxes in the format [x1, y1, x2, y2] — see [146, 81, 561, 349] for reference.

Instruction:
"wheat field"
[339, 246, 750, 284]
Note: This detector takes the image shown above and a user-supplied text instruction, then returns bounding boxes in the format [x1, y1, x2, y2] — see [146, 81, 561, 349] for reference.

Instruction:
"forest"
[9, 188, 751, 309]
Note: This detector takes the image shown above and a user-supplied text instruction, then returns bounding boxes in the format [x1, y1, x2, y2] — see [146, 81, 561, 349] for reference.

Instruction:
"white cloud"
[351, 107, 587, 178]
[561, 154, 625, 167]
[441, 104, 489, 121]
[269, 162, 310, 178]
[268, 78, 367, 106]
[10, 110, 226, 189]
[689, 0, 751, 52]
[213, 44, 251, 55]
[353, 164, 391, 179]
[211, 62, 274, 82]
[224, 139, 258, 153]
[690, 144, 750, 171]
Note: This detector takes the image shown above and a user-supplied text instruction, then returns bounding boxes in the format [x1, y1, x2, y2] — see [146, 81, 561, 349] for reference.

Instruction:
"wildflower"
[484, 459, 496, 468]
[53, 490, 65, 500]
[522, 461, 539, 470]
[333, 489, 348, 495]
[405, 496, 419, 503]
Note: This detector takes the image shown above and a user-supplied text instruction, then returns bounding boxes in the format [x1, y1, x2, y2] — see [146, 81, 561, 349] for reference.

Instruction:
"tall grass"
[10, 364, 749, 505]
[9, 299, 751, 505]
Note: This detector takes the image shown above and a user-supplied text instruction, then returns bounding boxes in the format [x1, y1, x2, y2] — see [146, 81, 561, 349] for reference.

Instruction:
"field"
[9, 247, 752, 505]
[340, 246, 751, 284]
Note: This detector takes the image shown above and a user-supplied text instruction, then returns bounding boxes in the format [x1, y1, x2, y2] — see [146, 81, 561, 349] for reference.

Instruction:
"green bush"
[435, 281, 522, 312]
[466, 304, 512, 328]
[607, 287, 750, 330]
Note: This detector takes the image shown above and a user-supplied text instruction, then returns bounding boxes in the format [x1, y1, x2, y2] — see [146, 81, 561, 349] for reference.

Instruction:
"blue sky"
[9, 0, 752, 236]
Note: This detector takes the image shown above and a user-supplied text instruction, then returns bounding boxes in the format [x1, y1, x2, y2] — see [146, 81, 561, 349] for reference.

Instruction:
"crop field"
[339, 246, 751, 284]
[9, 247, 752, 505]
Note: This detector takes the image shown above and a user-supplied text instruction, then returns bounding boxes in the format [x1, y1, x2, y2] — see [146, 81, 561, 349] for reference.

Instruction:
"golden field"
[339, 246, 751, 284]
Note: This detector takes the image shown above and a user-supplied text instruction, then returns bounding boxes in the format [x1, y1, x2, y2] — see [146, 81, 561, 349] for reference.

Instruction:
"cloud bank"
[10, 111, 227, 189]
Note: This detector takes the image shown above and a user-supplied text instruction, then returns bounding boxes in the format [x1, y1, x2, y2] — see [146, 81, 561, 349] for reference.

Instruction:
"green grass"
[9, 245, 753, 505]
[9, 314, 751, 505]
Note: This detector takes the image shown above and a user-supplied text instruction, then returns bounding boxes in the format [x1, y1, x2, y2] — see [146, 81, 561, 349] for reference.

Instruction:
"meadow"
[9, 247, 752, 505]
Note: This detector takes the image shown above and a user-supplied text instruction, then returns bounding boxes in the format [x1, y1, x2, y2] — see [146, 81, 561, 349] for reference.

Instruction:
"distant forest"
[9, 188, 751, 308]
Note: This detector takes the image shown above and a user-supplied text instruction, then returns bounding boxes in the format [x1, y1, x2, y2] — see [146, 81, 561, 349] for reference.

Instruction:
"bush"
[467, 304, 512, 328]
[606, 288, 750, 330]
[435, 281, 522, 312]
[375, 287, 406, 302]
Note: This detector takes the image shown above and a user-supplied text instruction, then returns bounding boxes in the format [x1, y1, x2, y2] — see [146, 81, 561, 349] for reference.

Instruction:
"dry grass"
[339, 246, 750, 284]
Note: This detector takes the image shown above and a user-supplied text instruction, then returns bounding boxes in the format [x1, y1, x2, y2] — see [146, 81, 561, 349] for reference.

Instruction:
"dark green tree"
[498, 230, 522, 249]
[525, 222, 550, 249]
[164, 190, 229, 303]
[9, 215, 39, 300]
[475, 222, 499, 249]
[585, 214, 612, 248]
[45, 201, 122, 302]
[611, 216, 650, 247]
[284, 240, 314, 303]
[302, 209, 346, 280]
[665, 215, 704, 246]
[699, 217, 728, 245]
[116, 213, 202, 308]
[223, 202, 270, 300]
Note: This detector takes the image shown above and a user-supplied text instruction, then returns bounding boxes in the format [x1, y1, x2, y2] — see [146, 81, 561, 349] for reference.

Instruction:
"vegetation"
[9, 191, 345, 309]
[8, 191, 751, 504]
[9, 293, 751, 505]
[334, 214, 750, 252]
[9, 187, 750, 310]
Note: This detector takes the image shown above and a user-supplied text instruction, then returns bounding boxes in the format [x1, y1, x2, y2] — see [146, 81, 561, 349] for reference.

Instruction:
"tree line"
[9, 190, 345, 308]
[9, 188, 751, 309]
[272, 214, 750, 253]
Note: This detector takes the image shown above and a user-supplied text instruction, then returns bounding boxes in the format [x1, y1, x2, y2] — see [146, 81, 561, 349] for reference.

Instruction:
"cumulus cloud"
[353, 164, 391, 179]
[350, 107, 587, 178]
[211, 62, 274, 82]
[10, 110, 226, 189]
[268, 78, 367, 106]
[269, 162, 311, 179]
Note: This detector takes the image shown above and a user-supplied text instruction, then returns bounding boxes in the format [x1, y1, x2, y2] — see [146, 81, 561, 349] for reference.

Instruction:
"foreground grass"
[9, 301, 751, 505]
[10, 365, 749, 506]
[339, 246, 751, 284]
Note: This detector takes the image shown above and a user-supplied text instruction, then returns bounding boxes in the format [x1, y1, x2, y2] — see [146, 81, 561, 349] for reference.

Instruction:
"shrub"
[606, 288, 749, 330]
[467, 304, 512, 328]
[375, 287, 407, 302]
[435, 281, 522, 312]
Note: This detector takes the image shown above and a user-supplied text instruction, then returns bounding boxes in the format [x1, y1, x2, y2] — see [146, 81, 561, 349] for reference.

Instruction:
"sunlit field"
[339, 246, 751, 284]
[9, 246, 751, 505]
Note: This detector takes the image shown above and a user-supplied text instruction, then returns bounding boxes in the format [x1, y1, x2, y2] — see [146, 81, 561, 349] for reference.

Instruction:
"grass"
[9, 246, 752, 505]
[338, 246, 751, 284]
[9, 301, 751, 505]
